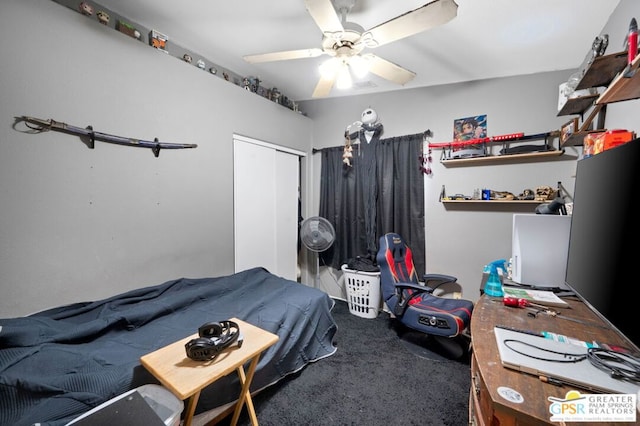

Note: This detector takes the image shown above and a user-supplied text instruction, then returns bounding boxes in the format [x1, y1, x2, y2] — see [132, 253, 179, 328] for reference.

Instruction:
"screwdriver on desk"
[503, 297, 569, 321]
[503, 296, 610, 329]
[503, 296, 549, 310]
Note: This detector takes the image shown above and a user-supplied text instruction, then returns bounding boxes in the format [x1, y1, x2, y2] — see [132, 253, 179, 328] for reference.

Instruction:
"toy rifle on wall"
[18, 116, 198, 157]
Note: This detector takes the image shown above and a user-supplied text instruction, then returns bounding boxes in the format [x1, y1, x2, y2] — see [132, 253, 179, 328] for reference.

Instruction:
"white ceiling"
[94, 0, 621, 102]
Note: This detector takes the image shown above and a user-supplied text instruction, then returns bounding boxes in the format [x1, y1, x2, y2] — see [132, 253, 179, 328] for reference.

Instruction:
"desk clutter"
[494, 325, 640, 395]
[470, 295, 640, 424]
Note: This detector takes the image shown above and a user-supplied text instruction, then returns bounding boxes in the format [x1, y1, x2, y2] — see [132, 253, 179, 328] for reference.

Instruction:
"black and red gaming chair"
[377, 233, 473, 339]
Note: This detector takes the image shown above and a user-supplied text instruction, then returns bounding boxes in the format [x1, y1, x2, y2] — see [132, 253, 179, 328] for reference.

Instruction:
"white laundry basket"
[341, 264, 381, 319]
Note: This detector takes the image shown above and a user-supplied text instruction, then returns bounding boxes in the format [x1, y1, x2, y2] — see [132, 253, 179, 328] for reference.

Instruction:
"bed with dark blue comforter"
[0, 267, 338, 426]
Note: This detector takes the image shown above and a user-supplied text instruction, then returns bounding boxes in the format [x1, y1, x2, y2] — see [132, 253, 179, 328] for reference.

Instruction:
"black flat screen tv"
[564, 139, 639, 352]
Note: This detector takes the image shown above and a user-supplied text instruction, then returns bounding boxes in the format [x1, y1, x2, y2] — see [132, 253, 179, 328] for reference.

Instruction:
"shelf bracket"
[578, 104, 605, 133]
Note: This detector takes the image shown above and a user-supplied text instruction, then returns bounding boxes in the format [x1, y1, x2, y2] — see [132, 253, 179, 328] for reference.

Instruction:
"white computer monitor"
[511, 213, 571, 289]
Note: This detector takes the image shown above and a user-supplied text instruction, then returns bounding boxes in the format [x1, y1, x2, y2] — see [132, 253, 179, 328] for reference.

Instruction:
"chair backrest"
[376, 233, 419, 309]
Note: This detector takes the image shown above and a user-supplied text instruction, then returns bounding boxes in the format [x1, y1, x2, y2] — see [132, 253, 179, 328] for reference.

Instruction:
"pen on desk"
[539, 375, 563, 386]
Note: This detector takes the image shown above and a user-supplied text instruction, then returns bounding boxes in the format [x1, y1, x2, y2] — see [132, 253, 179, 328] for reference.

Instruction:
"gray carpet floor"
[219, 299, 471, 426]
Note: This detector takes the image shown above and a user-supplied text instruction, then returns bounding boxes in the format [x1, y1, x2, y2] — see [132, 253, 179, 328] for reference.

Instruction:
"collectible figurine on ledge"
[78, 2, 93, 16]
[96, 10, 109, 25]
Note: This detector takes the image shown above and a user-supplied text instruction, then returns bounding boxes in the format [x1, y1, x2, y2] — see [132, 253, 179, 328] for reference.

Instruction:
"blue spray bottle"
[483, 259, 506, 298]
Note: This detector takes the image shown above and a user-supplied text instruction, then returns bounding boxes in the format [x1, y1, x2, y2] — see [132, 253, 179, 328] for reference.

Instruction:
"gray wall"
[299, 73, 580, 301]
[299, 0, 640, 302]
[0, 0, 313, 317]
[1, 0, 638, 316]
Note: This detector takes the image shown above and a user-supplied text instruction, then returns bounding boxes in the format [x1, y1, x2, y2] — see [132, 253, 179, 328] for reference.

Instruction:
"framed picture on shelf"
[448, 114, 487, 158]
[560, 118, 579, 144]
[453, 114, 487, 143]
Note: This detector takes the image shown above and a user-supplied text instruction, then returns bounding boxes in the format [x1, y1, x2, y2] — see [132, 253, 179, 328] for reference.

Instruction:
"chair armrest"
[395, 282, 433, 293]
[423, 273, 457, 291]
[393, 282, 434, 317]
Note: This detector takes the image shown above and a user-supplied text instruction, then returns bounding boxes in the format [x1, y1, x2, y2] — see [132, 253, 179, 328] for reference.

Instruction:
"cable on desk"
[587, 348, 640, 383]
[503, 339, 587, 363]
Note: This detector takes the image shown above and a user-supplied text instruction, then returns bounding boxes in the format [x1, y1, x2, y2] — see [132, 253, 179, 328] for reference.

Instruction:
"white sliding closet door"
[233, 135, 302, 281]
[274, 151, 300, 279]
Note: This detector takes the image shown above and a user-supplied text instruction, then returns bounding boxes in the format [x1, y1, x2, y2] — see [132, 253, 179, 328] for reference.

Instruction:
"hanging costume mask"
[361, 108, 380, 131]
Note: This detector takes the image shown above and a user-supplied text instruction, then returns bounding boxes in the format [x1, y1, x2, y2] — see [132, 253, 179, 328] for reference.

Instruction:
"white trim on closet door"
[233, 135, 304, 281]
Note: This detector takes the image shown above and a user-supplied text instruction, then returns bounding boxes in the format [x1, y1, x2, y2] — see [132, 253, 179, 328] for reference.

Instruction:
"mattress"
[0, 267, 338, 426]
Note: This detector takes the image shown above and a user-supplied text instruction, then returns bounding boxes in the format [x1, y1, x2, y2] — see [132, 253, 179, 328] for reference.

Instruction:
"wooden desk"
[140, 318, 279, 426]
[469, 295, 638, 426]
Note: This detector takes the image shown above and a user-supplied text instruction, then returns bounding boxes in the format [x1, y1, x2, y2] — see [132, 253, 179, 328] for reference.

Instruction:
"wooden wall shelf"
[441, 150, 564, 166]
[557, 94, 599, 117]
[441, 199, 542, 204]
[557, 51, 628, 117]
[597, 53, 640, 104]
[441, 200, 545, 212]
[576, 51, 627, 90]
[558, 52, 640, 146]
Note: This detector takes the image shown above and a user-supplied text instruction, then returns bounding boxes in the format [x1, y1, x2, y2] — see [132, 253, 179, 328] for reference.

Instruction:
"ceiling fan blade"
[312, 74, 336, 98]
[305, 0, 344, 34]
[243, 48, 325, 64]
[365, 0, 458, 47]
[366, 54, 416, 85]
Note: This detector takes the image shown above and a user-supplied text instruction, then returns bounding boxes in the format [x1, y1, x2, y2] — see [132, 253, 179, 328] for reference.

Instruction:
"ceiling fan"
[243, 0, 458, 98]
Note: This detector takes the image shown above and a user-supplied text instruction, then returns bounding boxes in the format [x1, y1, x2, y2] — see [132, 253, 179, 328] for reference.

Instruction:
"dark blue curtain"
[318, 131, 426, 275]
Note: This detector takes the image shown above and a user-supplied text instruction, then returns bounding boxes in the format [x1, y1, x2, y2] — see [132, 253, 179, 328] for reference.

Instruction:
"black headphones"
[185, 320, 241, 361]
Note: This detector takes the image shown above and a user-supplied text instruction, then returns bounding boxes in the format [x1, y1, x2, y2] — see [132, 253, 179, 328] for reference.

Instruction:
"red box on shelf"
[593, 129, 635, 155]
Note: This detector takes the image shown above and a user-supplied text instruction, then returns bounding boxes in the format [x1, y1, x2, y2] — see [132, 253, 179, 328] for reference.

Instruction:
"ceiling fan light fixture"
[336, 63, 353, 89]
[349, 55, 371, 78]
[319, 57, 340, 79]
